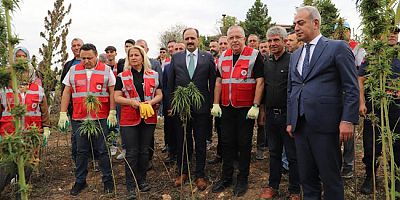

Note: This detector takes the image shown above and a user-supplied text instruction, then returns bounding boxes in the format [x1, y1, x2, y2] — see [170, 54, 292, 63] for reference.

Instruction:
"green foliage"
[78, 120, 101, 138]
[85, 94, 101, 113]
[0, 7, 7, 66]
[303, 0, 314, 5]
[357, 0, 400, 199]
[0, 67, 10, 87]
[159, 24, 186, 48]
[171, 82, 204, 122]
[301, 0, 339, 38]
[220, 15, 240, 36]
[241, 0, 272, 40]
[39, 0, 71, 104]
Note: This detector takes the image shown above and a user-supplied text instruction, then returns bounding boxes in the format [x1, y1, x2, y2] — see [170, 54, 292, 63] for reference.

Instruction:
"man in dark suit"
[286, 6, 359, 200]
[167, 28, 216, 191]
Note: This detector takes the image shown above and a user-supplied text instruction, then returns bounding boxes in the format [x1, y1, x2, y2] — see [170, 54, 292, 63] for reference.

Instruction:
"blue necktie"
[302, 43, 311, 79]
[299, 43, 311, 116]
[188, 53, 195, 78]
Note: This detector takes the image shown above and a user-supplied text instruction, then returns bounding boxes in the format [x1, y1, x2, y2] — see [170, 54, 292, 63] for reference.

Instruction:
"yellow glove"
[246, 106, 259, 119]
[142, 103, 155, 119]
[139, 103, 146, 118]
[107, 110, 118, 128]
[43, 127, 50, 145]
[58, 112, 70, 131]
[211, 104, 222, 117]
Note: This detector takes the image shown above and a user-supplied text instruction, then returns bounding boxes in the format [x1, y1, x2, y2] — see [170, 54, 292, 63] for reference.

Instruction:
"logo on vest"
[96, 84, 102, 90]
[150, 87, 154, 94]
[241, 70, 247, 76]
[32, 103, 38, 109]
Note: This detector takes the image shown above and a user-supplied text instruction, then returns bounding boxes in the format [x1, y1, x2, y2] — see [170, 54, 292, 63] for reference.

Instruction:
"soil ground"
[0, 119, 386, 200]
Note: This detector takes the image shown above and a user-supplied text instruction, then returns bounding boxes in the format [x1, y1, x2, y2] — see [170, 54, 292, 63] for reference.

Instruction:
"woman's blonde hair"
[124, 45, 152, 72]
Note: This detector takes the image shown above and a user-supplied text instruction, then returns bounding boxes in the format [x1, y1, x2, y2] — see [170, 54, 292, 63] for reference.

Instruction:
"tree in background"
[159, 24, 186, 48]
[39, 0, 71, 103]
[219, 15, 240, 36]
[302, 0, 339, 38]
[241, 0, 272, 39]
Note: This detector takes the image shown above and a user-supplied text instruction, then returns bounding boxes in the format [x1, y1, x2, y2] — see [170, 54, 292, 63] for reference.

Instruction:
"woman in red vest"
[114, 45, 162, 199]
[0, 50, 50, 196]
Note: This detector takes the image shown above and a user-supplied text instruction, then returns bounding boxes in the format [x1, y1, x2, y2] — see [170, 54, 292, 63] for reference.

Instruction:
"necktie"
[188, 53, 195, 78]
[302, 43, 311, 78]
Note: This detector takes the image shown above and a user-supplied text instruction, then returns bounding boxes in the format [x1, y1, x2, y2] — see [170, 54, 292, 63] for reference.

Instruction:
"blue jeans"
[74, 119, 112, 184]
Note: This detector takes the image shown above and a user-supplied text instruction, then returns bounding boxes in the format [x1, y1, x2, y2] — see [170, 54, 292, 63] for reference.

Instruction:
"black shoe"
[208, 155, 222, 164]
[341, 169, 354, 179]
[360, 176, 373, 195]
[233, 182, 248, 197]
[126, 189, 136, 200]
[139, 183, 151, 192]
[212, 179, 232, 193]
[104, 181, 115, 194]
[70, 182, 87, 196]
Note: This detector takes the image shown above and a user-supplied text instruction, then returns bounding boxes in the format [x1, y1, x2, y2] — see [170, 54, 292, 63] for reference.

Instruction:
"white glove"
[58, 112, 70, 131]
[246, 106, 259, 119]
[211, 104, 222, 117]
[107, 110, 118, 128]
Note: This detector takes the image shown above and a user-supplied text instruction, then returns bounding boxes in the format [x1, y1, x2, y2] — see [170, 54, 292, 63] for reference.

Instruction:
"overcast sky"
[12, 0, 359, 66]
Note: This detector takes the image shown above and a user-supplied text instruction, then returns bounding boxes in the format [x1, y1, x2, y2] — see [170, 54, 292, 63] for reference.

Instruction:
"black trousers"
[362, 100, 400, 177]
[121, 121, 156, 190]
[175, 112, 209, 178]
[294, 116, 344, 200]
[164, 115, 177, 155]
[220, 106, 254, 182]
[214, 116, 222, 157]
[265, 109, 300, 194]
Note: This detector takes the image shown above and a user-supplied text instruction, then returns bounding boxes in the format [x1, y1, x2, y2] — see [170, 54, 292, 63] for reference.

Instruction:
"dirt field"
[0, 120, 386, 200]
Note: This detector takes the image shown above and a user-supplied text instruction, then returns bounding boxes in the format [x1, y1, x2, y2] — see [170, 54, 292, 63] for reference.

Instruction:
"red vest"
[69, 62, 111, 120]
[119, 69, 158, 126]
[0, 83, 44, 136]
[218, 46, 258, 107]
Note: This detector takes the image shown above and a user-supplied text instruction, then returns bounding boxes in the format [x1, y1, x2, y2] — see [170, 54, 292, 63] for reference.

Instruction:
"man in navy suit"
[167, 28, 216, 191]
[286, 6, 359, 200]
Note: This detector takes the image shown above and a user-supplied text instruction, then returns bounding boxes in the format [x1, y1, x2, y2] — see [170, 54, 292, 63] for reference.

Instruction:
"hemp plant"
[0, 0, 44, 200]
[171, 82, 204, 199]
[357, 0, 400, 199]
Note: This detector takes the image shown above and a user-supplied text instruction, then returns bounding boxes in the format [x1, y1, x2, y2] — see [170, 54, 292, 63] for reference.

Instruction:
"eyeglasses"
[160, 51, 166, 54]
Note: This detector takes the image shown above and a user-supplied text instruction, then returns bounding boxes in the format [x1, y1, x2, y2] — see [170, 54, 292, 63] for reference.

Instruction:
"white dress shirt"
[185, 49, 199, 71]
[297, 34, 322, 75]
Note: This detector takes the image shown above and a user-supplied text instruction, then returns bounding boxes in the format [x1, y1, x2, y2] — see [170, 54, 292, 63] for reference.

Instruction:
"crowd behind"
[0, 5, 400, 200]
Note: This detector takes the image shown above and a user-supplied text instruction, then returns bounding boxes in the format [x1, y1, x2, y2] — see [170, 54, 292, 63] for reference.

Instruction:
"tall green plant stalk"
[171, 82, 204, 199]
[357, 0, 400, 199]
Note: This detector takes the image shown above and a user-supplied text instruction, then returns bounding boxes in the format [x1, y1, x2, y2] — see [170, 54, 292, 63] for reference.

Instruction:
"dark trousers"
[362, 100, 400, 177]
[214, 116, 222, 157]
[220, 106, 254, 182]
[164, 115, 177, 155]
[294, 116, 344, 200]
[175, 112, 209, 178]
[266, 109, 300, 194]
[75, 119, 112, 184]
[71, 119, 80, 164]
[257, 125, 267, 149]
[121, 121, 156, 190]
[342, 134, 354, 172]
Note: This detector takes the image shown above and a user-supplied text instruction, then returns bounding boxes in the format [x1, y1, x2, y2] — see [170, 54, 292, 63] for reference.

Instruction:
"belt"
[267, 108, 286, 115]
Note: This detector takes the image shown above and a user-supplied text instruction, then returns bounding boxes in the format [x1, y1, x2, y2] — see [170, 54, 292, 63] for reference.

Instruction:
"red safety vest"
[218, 46, 258, 108]
[0, 83, 44, 136]
[69, 62, 111, 120]
[119, 69, 159, 126]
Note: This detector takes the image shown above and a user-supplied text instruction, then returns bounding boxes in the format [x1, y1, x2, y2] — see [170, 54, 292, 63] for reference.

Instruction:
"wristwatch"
[253, 103, 259, 108]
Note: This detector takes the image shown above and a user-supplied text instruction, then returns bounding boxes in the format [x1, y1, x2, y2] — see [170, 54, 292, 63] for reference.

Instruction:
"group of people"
[1, 5, 399, 200]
